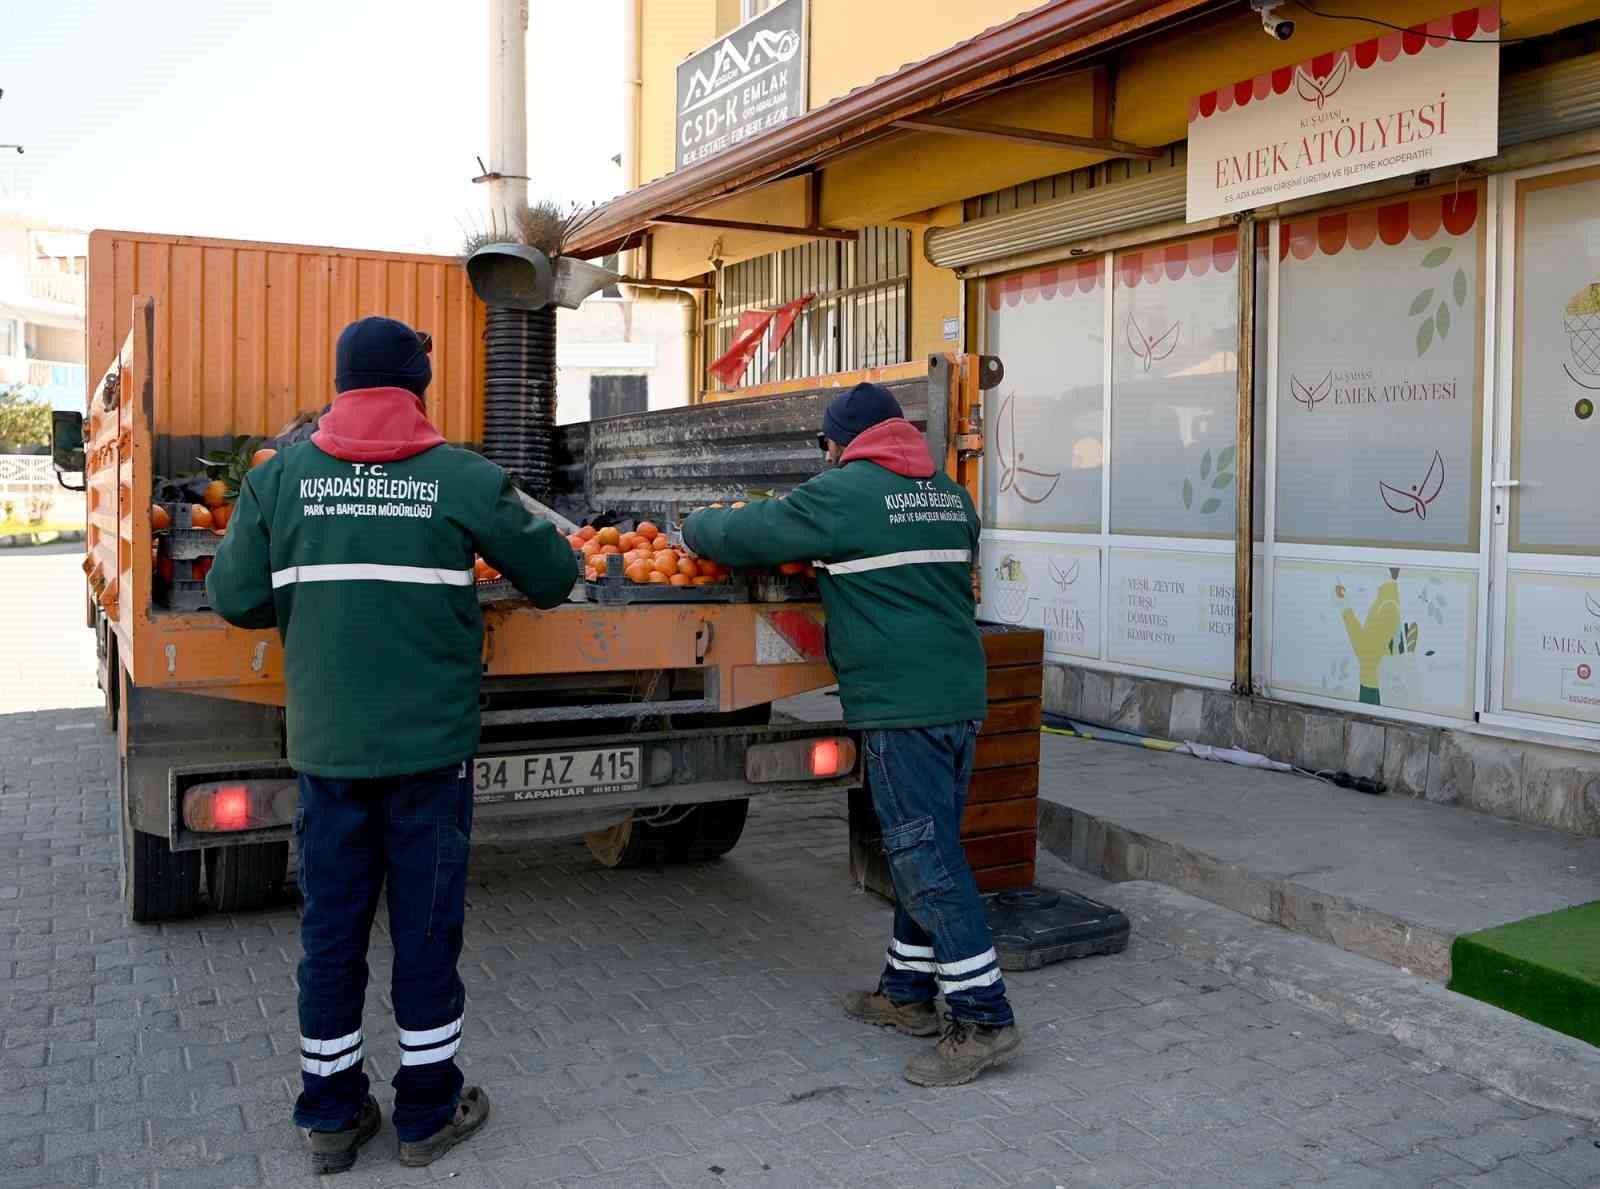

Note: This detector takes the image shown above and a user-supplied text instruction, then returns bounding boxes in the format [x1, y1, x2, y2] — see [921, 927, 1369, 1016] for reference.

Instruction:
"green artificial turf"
[1449, 900, 1600, 1049]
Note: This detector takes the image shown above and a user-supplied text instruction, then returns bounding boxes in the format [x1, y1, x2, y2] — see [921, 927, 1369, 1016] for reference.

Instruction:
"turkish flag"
[708, 294, 815, 388]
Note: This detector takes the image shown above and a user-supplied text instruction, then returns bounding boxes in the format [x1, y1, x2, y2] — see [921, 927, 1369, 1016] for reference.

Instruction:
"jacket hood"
[311, 387, 446, 462]
[838, 417, 934, 478]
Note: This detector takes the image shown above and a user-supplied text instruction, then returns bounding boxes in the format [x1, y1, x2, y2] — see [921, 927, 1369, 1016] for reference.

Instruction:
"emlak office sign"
[676, 0, 807, 170]
[1186, 6, 1499, 222]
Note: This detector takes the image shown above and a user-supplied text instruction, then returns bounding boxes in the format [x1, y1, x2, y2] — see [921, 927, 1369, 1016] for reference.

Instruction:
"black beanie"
[822, 381, 903, 446]
[334, 317, 432, 398]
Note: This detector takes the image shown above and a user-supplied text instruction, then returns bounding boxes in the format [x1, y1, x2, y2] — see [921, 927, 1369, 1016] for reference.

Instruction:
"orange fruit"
[474, 558, 500, 583]
[691, 575, 716, 586]
[201, 480, 229, 508]
[581, 539, 601, 556]
[652, 549, 680, 571]
[669, 573, 691, 587]
[708, 502, 725, 509]
[732, 501, 747, 509]
[636, 520, 659, 539]
[624, 561, 650, 584]
[617, 532, 638, 552]
[585, 567, 598, 582]
[210, 502, 233, 531]
[651, 535, 669, 551]
[579, 525, 597, 541]
[250, 448, 277, 468]
[596, 526, 621, 548]
[601, 544, 622, 556]
[150, 504, 171, 531]
[592, 554, 611, 576]
[647, 570, 669, 584]
[677, 557, 700, 579]
[779, 561, 807, 576]
[189, 504, 214, 529]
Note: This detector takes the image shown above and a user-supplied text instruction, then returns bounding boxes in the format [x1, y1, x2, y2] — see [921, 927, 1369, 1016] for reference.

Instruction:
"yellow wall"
[638, 0, 722, 185]
[807, 0, 1037, 109]
[907, 205, 963, 359]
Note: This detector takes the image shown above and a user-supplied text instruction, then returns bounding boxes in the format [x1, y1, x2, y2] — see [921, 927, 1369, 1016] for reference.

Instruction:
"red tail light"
[810, 739, 841, 778]
[213, 785, 250, 831]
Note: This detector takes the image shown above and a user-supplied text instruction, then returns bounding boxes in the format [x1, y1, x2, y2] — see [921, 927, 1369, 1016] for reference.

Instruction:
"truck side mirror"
[51, 411, 86, 491]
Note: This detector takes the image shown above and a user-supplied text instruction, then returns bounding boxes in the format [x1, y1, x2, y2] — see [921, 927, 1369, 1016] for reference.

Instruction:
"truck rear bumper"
[164, 721, 860, 852]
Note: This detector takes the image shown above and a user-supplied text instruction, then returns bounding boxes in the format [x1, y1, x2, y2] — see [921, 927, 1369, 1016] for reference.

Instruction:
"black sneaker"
[398, 1086, 491, 1168]
[305, 1094, 381, 1175]
[903, 1016, 1022, 1087]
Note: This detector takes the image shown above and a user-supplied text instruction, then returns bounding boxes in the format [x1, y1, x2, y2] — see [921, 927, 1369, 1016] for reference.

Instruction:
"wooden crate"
[849, 623, 1045, 899]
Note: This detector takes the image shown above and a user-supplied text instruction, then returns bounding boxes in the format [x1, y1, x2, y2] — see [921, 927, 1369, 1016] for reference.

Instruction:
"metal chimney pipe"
[488, 0, 529, 227]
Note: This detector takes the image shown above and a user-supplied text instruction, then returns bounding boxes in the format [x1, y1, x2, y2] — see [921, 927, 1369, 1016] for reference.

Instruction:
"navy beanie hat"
[822, 381, 903, 446]
[334, 316, 432, 398]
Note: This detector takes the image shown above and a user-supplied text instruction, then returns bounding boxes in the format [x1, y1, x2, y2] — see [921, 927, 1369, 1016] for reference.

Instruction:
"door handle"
[1490, 479, 1521, 488]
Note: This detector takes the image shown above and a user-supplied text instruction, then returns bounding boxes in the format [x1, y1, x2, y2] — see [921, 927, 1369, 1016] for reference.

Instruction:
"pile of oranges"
[149, 447, 277, 537]
[566, 521, 732, 587]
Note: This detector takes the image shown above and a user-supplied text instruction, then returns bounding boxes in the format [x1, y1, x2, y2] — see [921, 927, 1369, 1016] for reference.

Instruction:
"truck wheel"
[585, 799, 750, 869]
[119, 759, 201, 922]
[205, 842, 290, 913]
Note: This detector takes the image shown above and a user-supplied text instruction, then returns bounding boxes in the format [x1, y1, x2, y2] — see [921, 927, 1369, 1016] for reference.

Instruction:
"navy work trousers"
[292, 765, 472, 1143]
[868, 723, 1015, 1027]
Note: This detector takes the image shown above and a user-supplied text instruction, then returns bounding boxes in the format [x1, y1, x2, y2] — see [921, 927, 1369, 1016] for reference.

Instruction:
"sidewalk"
[1035, 730, 1600, 982]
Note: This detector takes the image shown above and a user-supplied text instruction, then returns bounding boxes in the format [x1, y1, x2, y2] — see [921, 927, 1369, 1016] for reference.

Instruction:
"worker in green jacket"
[207, 317, 577, 1174]
[684, 381, 1021, 1088]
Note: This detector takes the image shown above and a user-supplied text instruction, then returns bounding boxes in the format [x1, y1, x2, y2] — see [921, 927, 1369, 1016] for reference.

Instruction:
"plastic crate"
[984, 885, 1130, 972]
[161, 502, 224, 560]
[165, 579, 213, 612]
[585, 565, 747, 605]
[476, 579, 523, 605]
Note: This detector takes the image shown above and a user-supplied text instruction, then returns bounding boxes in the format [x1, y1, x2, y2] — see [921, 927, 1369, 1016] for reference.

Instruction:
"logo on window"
[1295, 53, 1351, 110]
[1290, 370, 1332, 412]
[1126, 314, 1180, 373]
[1049, 557, 1080, 590]
[994, 392, 1063, 505]
[1378, 450, 1445, 520]
[1586, 592, 1600, 619]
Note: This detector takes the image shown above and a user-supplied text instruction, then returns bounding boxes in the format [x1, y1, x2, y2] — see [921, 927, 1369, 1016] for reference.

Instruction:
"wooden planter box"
[849, 623, 1044, 900]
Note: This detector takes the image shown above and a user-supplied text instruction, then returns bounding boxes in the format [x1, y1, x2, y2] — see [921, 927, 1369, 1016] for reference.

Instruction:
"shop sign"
[1185, 6, 1499, 222]
[1503, 572, 1600, 725]
[676, 0, 807, 170]
[979, 539, 1102, 661]
[1107, 548, 1240, 681]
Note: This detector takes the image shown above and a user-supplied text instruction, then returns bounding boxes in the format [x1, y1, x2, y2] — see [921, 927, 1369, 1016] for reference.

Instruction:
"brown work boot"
[843, 990, 942, 1037]
[305, 1094, 381, 1175]
[903, 1016, 1022, 1087]
[397, 1086, 491, 1168]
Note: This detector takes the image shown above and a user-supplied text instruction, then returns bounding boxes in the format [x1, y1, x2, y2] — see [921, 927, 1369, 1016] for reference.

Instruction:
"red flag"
[708, 294, 815, 388]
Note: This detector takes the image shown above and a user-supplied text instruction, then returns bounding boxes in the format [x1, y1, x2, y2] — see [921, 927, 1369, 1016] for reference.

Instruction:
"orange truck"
[53, 230, 1003, 921]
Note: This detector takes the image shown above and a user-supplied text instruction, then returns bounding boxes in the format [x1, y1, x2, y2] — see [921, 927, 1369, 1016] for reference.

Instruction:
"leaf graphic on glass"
[1290, 370, 1332, 412]
[1048, 557, 1080, 590]
[1201, 498, 1222, 514]
[1417, 317, 1435, 357]
[1127, 313, 1180, 373]
[1183, 478, 1194, 510]
[994, 391, 1063, 505]
[1217, 446, 1236, 472]
[1201, 450, 1212, 480]
[1409, 289, 1435, 317]
[1378, 449, 1445, 520]
[1436, 302, 1451, 340]
[1422, 246, 1452, 269]
[1453, 268, 1468, 308]
[1294, 53, 1350, 109]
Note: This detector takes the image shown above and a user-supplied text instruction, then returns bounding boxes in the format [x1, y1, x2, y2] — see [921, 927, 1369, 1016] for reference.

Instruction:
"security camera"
[1251, 0, 1296, 40]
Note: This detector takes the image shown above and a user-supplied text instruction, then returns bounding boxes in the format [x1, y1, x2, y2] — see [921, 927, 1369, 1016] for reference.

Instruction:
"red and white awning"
[986, 258, 1103, 309]
[1279, 189, 1479, 260]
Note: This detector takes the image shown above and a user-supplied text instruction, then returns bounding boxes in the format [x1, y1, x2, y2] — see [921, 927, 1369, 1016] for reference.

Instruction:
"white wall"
[554, 294, 692, 424]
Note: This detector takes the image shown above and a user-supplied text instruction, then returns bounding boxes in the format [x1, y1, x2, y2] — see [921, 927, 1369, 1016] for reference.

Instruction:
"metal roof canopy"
[566, 0, 1215, 260]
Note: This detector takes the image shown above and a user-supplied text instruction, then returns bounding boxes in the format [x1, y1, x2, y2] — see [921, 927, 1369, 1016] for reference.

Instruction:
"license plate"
[471, 747, 642, 805]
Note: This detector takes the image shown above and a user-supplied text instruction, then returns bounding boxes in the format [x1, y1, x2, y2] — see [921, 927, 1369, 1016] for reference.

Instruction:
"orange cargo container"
[67, 229, 993, 922]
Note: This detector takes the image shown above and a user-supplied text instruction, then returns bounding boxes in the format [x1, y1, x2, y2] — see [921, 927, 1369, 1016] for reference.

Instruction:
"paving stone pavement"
[2, 706, 1598, 1189]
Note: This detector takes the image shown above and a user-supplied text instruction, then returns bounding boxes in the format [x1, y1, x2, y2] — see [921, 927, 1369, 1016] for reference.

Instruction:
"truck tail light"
[745, 736, 857, 784]
[181, 778, 297, 833]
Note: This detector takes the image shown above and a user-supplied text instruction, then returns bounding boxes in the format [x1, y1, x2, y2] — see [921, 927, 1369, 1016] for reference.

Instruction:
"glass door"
[1488, 159, 1600, 737]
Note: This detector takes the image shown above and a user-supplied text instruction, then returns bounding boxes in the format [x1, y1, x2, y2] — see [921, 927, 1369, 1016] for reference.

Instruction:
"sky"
[1, 0, 624, 255]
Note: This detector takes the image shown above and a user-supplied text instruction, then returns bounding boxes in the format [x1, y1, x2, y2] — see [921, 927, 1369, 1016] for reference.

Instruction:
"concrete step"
[1035, 730, 1600, 983]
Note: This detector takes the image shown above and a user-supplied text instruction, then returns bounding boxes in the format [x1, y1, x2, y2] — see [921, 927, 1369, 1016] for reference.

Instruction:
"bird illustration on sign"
[1290, 370, 1333, 412]
[1378, 450, 1445, 520]
[1126, 314, 1180, 373]
[1295, 53, 1351, 110]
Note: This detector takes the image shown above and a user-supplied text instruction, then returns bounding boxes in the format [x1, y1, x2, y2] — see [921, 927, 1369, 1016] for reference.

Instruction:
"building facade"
[579, 0, 1600, 835]
[0, 208, 87, 410]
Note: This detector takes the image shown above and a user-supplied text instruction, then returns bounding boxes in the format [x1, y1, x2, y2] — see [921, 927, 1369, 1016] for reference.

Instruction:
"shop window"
[982, 260, 1104, 532]
[1109, 234, 1240, 538]
[1274, 188, 1485, 550]
[1509, 167, 1600, 555]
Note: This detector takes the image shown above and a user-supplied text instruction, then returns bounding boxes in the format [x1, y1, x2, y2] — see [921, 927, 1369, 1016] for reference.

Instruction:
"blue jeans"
[292, 766, 472, 1142]
[868, 723, 1015, 1027]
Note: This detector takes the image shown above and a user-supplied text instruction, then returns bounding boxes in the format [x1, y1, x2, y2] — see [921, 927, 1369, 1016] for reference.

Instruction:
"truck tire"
[205, 842, 290, 913]
[585, 798, 749, 869]
[119, 759, 201, 923]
